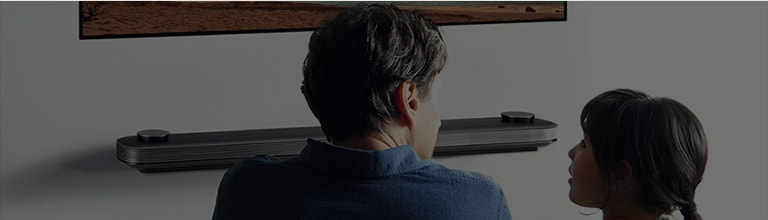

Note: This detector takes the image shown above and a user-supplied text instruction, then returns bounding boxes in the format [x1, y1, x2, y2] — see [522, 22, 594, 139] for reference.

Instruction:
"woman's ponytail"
[680, 202, 702, 220]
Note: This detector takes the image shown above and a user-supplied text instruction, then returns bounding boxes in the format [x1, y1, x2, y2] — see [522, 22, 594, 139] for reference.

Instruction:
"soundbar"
[116, 112, 557, 172]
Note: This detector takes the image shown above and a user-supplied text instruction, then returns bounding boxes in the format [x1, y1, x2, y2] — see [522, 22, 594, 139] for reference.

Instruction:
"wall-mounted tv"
[80, 1, 566, 39]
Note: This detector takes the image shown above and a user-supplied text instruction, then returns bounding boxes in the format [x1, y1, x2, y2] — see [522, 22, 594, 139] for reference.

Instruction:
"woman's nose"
[568, 146, 575, 159]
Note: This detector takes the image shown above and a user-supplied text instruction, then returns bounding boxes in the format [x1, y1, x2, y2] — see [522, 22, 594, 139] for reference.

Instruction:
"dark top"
[213, 139, 512, 220]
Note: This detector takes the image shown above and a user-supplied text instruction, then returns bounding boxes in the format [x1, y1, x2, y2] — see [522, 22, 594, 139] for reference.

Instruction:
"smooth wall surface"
[2, 2, 766, 219]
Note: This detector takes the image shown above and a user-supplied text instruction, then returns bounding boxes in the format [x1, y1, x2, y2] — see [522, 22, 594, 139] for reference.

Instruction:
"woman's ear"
[393, 80, 419, 127]
[610, 160, 636, 196]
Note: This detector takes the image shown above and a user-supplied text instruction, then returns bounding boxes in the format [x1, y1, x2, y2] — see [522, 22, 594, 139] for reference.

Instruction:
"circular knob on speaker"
[501, 111, 535, 123]
[137, 129, 170, 143]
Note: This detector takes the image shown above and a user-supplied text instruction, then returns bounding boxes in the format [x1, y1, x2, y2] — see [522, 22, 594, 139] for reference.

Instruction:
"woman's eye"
[579, 140, 586, 148]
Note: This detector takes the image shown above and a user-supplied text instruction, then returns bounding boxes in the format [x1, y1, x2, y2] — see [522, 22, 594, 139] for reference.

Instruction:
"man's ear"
[394, 80, 420, 127]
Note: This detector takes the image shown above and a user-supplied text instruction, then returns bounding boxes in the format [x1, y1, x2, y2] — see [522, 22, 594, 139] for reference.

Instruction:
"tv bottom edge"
[120, 140, 555, 173]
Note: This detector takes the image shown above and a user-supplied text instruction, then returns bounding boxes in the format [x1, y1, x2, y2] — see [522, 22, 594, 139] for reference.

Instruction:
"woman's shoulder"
[659, 213, 682, 220]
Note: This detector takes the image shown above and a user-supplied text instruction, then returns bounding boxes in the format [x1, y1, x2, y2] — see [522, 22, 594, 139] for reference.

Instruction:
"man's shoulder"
[419, 162, 503, 190]
[222, 155, 298, 180]
[234, 154, 284, 166]
[408, 163, 510, 219]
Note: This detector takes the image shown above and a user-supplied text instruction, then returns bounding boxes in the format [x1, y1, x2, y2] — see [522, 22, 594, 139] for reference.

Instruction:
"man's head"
[301, 4, 447, 158]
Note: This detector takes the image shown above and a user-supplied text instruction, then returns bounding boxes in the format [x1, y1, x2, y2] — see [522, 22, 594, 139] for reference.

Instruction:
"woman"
[568, 89, 707, 220]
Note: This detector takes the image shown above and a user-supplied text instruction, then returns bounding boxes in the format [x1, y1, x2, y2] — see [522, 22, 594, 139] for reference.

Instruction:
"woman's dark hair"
[301, 4, 447, 142]
[580, 89, 707, 220]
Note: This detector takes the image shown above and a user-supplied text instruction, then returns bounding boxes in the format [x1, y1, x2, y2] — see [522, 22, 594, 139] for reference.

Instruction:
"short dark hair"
[580, 89, 708, 220]
[301, 4, 447, 142]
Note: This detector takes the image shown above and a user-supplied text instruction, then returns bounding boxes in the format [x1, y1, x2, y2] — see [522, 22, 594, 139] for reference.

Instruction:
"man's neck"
[332, 129, 408, 151]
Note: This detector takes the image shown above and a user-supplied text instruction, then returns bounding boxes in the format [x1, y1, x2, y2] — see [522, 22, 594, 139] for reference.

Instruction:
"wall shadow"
[2, 145, 227, 205]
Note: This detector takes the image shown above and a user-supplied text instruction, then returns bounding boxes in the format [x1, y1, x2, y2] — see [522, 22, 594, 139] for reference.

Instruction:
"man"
[213, 4, 511, 220]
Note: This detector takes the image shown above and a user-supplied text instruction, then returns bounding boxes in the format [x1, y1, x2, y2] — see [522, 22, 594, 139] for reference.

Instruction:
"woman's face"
[568, 134, 607, 207]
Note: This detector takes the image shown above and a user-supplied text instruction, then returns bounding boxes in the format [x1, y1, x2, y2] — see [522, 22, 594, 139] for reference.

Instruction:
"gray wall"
[1, 2, 766, 219]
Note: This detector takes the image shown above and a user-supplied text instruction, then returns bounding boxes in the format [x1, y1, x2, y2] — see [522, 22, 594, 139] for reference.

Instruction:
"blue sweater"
[213, 139, 512, 220]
